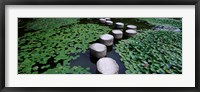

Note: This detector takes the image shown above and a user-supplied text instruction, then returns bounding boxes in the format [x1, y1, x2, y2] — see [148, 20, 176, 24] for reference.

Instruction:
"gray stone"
[105, 21, 113, 26]
[97, 57, 119, 74]
[89, 43, 107, 58]
[125, 29, 137, 37]
[112, 30, 123, 39]
[105, 18, 111, 21]
[100, 34, 114, 46]
[115, 22, 124, 29]
[99, 18, 106, 23]
[127, 25, 137, 30]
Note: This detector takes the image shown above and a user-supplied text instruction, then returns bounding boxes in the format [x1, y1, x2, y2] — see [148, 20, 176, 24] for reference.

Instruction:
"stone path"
[89, 18, 138, 74]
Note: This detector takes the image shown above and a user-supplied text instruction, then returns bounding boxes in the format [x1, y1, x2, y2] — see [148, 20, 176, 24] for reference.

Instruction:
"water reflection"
[70, 46, 126, 74]
[89, 55, 99, 64]
[113, 39, 120, 44]
[107, 46, 113, 52]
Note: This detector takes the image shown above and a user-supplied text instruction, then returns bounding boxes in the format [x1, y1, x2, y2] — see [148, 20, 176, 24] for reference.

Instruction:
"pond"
[69, 18, 153, 74]
[18, 18, 182, 74]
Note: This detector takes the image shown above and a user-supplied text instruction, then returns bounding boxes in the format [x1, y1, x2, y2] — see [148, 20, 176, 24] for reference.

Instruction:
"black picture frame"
[0, 0, 199, 92]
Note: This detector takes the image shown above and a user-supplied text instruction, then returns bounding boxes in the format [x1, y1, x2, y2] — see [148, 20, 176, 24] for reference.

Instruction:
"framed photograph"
[0, 0, 199, 91]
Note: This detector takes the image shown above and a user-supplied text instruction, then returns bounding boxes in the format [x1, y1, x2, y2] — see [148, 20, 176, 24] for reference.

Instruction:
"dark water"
[69, 39, 126, 74]
[18, 18, 37, 37]
[31, 57, 63, 73]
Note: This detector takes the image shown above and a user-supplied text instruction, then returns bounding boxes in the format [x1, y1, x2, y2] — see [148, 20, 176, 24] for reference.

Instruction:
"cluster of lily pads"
[115, 30, 182, 74]
[138, 18, 182, 28]
[18, 18, 111, 74]
[24, 18, 80, 31]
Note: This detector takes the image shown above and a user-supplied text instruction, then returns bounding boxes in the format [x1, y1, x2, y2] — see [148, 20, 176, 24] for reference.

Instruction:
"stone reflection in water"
[107, 46, 113, 52]
[113, 39, 120, 44]
[89, 55, 100, 64]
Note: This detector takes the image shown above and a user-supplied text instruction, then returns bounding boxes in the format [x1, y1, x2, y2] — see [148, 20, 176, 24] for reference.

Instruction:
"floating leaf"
[115, 30, 182, 74]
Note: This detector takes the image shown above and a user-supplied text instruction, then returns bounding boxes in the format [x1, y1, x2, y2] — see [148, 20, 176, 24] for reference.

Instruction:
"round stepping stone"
[99, 18, 106, 23]
[105, 18, 111, 21]
[127, 25, 137, 30]
[112, 30, 123, 39]
[100, 34, 114, 46]
[115, 22, 124, 29]
[89, 43, 107, 58]
[97, 57, 119, 74]
[105, 21, 113, 26]
[125, 29, 137, 37]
